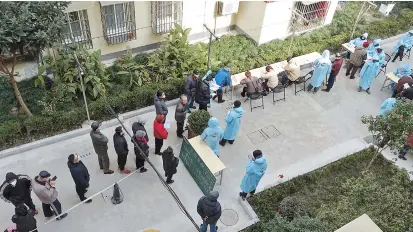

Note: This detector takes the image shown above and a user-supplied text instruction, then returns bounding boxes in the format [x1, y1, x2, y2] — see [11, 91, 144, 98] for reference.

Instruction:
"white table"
[381, 72, 401, 91]
[342, 43, 355, 54]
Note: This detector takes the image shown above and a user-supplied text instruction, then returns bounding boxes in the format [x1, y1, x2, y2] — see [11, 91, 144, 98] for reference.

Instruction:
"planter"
[187, 125, 196, 139]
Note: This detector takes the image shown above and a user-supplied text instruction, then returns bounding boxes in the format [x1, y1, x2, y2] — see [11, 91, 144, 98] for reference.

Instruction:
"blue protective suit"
[240, 155, 267, 193]
[200, 117, 224, 156]
[359, 55, 381, 90]
[367, 39, 383, 62]
[379, 98, 396, 116]
[310, 50, 332, 88]
[214, 68, 232, 88]
[349, 33, 368, 48]
[393, 30, 413, 53]
[223, 107, 244, 140]
[395, 64, 412, 77]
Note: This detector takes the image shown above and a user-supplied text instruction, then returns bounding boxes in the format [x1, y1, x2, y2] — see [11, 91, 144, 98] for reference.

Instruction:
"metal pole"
[207, 34, 212, 69]
[350, 1, 366, 40]
[73, 53, 91, 124]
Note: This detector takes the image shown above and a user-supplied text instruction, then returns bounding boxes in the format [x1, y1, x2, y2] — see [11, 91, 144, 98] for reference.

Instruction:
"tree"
[361, 98, 413, 171]
[0, 1, 69, 116]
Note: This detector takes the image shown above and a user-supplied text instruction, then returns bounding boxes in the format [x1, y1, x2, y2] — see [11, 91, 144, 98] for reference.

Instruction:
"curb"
[0, 98, 180, 159]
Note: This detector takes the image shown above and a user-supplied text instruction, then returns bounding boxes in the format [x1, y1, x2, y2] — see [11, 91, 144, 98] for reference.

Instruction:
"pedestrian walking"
[154, 90, 168, 120]
[154, 114, 168, 155]
[11, 204, 37, 232]
[31, 171, 67, 220]
[201, 118, 224, 157]
[322, 53, 343, 92]
[346, 42, 368, 79]
[240, 150, 267, 200]
[161, 146, 179, 184]
[131, 130, 149, 173]
[90, 121, 114, 174]
[67, 154, 92, 203]
[0, 172, 38, 215]
[307, 50, 332, 94]
[175, 94, 188, 138]
[197, 191, 222, 232]
[132, 117, 149, 141]
[220, 100, 244, 146]
[113, 126, 131, 174]
[358, 54, 381, 94]
[185, 69, 199, 113]
[195, 72, 212, 111]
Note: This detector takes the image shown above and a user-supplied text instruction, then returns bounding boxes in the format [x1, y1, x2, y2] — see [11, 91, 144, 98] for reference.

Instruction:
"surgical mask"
[10, 180, 17, 187]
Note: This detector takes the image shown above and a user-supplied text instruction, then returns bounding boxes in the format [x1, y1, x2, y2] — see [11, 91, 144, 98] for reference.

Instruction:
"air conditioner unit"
[218, 1, 239, 15]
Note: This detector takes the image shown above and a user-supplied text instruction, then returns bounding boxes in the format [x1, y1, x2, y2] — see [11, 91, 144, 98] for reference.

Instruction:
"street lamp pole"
[72, 52, 91, 124]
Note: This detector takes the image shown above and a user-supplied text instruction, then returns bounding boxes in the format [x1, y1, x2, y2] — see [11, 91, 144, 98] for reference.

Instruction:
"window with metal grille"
[100, 2, 136, 45]
[61, 10, 93, 49]
[290, 1, 331, 33]
[151, 1, 183, 35]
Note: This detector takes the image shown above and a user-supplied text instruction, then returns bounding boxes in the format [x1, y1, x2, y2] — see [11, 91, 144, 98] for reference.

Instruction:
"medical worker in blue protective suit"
[212, 67, 232, 103]
[239, 150, 267, 200]
[367, 39, 381, 59]
[379, 97, 397, 116]
[349, 32, 368, 48]
[358, 54, 381, 94]
[220, 100, 244, 147]
[200, 117, 224, 156]
[307, 50, 332, 94]
[395, 64, 412, 77]
[392, 30, 413, 62]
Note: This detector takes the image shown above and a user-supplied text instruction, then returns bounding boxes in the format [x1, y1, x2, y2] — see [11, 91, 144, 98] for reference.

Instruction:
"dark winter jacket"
[67, 161, 90, 188]
[154, 95, 168, 116]
[90, 130, 108, 155]
[162, 147, 179, 175]
[132, 131, 149, 160]
[132, 121, 149, 142]
[197, 191, 222, 224]
[185, 75, 197, 96]
[113, 132, 129, 156]
[0, 174, 32, 206]
[174, 101, 187, 123]
[195, 79, 211, 105]
[11, 206, 37, 232]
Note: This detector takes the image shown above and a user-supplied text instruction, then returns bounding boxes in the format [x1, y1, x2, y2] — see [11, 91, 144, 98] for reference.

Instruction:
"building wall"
[234, 1, 267, 43]
[259, 1, 295, 44]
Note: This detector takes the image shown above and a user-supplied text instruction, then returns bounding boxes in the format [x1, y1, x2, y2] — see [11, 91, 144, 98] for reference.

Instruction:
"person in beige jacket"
[261, 66, 279, 92]
[284, 57, 301, 82]
[31, 171, 67, 220]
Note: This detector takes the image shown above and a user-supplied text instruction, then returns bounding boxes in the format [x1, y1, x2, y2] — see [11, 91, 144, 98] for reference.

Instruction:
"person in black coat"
[67, 154, 92, 203]
[195, 73, 213, 111]
[197, 191, 222, 232]
[11, 204, 37, 232]
[161, 146, 179, 184]
[131, 130, 149, 173]
[0, 172, 38, 215]
[131, 118, 149, 141]
[113, 126, 131, 174]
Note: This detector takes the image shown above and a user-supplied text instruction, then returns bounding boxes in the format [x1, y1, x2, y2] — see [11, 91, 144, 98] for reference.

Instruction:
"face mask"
[10, 180, 17, 187]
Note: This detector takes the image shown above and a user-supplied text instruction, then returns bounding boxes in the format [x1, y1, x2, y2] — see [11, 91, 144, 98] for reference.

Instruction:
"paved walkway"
[1, 36, 412, 231]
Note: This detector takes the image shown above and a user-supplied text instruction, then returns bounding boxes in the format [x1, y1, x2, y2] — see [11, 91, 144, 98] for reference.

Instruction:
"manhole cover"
[220, 209, 239, 226]
[261, 125, 281, 139]
[248, 130, 267, 144]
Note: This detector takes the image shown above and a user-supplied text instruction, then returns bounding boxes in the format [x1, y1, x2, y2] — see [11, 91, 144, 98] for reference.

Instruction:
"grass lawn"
[243, 148, 413, 232]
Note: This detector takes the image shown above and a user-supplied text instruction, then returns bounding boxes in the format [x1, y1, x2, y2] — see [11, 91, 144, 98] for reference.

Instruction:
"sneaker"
[177, 134, 183, 139]
[122, 169, 131, 174]
[345, 73, 350, 76]
[219, 141, 226, 147]
[239, 192, 246, 200]
[166, 180, 174, 184]
[366, 89, 371, 95]
[398, 155, 407, 160]
[140, 167, 148, 173]
[218, 99, 226, 103]
[85, 199, 92, 203]
[358, 87, 362, 92]
[349, 76, 355, 79]
[104, 170, 114, 174]
[321, 89, 330, 92]
[56, 213, 68, 220]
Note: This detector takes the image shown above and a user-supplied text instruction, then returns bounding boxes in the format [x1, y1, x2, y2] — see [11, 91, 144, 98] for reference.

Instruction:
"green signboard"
[179, 137, 216, 195]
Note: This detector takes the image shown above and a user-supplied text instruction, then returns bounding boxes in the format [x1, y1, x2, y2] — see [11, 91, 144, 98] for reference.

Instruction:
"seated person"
[395, 64, 412, 77]
[393, 78, 413, 97]
[284, 56, 301, 82]
[261, 66, 279, 93]
[240, 71, 263, 98]
[399, 85, 413, 100]
[213, 67, 232, 103]
[392, 30, 413, 62]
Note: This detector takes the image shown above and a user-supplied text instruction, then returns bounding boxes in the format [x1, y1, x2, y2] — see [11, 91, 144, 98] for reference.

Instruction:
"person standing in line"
[67, 154, 92, 203]
[195, 72, 213, 111]
[213, 67, 231, 104]
[131, 130, 149, 173]
[11, 204, 37, 232]
[154, 114, 168, 155]
[346, 42, 369, 79]
[132, 117, 149, 142]
[0, 172, 38, 215]
[358, 54, 381, 94]
[161, 146, 179, 184]
[307, 50, 332, 94]
[154, 90, 168, 121]
[322, 53, 343, 92]
[220, 100, 244, 146]
[89, 121, 114, 174]
[31, 171, 67, 220]
[185, 69, 199, 113]
[113, 126, 131, 174]
[175, 95, 188, 138]
[240, 150, 267, 200]
[197, 191, 222, 232]
[201, 118, 224, 157]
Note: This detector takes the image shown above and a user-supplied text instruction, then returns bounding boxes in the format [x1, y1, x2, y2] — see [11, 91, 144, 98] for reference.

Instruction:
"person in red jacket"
[322, 53, 343, 92]
[154, 114, 168, 155]
[398, 134, 413, 160]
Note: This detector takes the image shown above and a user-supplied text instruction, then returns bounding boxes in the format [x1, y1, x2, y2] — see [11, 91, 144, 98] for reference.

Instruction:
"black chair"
[244, 92, 264, 112]
[376, 53, 391, 79]
[403, 47, 411, 59]
[294, 70, 314, 95]
[272, 81, 289, 104]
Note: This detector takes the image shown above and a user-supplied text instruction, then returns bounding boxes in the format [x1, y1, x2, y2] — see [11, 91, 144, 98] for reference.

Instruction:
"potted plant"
[186, 110, 212, 139]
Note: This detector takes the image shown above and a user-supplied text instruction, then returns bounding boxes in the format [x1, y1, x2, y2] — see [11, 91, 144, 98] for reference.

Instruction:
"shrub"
[279, 196, 306, 221]
[0, 121, 21, 146]
[260, 214, 327, 232]
[187, 110, 212, 136]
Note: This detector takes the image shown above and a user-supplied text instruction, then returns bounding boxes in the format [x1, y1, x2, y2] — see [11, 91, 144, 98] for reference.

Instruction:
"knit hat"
[39, 171, 51, 178]
[135, 130, 146, 138]
[68, 154, 75, 163]
[362, 41, 370, 48]
[234, 100, 241, 108]
[115, 126, 122, 133]
[5, 172, 17, 182]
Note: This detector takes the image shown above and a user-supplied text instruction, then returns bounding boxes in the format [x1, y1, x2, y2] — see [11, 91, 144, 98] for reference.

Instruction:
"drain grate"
[248, 125, 281, 144]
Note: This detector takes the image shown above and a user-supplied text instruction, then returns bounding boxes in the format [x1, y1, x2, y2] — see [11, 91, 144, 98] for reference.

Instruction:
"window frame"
[100, 1, 136, 44]
[290, 1, 331, 33]
[151, 1, 183, 35]
[61, 9, 93, 49]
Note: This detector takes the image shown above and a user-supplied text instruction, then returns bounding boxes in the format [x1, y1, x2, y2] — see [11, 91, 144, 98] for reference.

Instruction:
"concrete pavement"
[1, 34, 413, 231]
